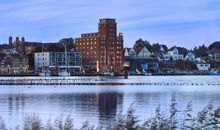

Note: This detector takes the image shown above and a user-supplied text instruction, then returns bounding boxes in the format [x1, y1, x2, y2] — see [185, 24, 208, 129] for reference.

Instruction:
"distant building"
[138, 47, 151, 57]
[154, 46, 169, 61]
[34, 52, 82, 73]
[123, 47, 158, 73]
[74, 18, 123, 72]
[0, 54, 28, 74]
[185, 51, 196, 61]
[196, 62, 210, 71]
[208, 49, 220, 63]
[168, 47, 184, 61]
[129, 48, 136, 56]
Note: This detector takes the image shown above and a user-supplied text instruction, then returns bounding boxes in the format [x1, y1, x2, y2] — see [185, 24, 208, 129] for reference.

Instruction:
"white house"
[139, 47, 151, 57]
[196, 62, 210, 71]
[185, 52, 196, 61]
[168, 47, 184, 60]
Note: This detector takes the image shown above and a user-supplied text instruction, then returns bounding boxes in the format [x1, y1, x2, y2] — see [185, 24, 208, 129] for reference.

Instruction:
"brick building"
[74, 18, 123, 72]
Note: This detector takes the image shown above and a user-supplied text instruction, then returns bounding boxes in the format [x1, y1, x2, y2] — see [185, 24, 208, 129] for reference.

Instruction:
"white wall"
[196, 63, 210, 71]
[34, 52, 50, 69]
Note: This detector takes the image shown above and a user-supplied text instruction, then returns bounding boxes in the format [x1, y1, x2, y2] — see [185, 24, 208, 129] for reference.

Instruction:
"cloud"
[0, 0, 220, 49]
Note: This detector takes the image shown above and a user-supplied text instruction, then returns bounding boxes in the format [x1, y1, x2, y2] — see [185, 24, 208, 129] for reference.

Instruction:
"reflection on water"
[98, 93, 123, 125]
[0, 76, 220, 128]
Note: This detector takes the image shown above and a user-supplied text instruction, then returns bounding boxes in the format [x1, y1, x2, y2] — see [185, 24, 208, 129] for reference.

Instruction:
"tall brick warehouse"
[74, 18, 123, 72]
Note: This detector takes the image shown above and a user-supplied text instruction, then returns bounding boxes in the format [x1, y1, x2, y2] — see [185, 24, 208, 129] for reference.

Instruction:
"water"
[0, 76, 220, 128]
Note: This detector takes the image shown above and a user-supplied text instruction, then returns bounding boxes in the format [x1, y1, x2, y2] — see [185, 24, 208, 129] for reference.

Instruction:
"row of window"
[76, 41, 97, 45]
[83, 55, 97, 59]
[37, 58, 47, 61]
[198, 64, 209, 67]
[76, 38, 97, 42]
[37, 53, 81, 57]
[38, 62, 82, 66]
[76, 46, 97, 50]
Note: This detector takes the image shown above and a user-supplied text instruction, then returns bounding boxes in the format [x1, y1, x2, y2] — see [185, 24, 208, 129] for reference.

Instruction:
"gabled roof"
[160, 46, 166, 52]
[139, 47, 151, 56]
[153, 51, 164, 59]
[124, 47, 131, 52]
[2, 48, 19, 55]
[129, 48, 137, 55]
[124, 48, 131, 56]
[185, 51, 195, 57]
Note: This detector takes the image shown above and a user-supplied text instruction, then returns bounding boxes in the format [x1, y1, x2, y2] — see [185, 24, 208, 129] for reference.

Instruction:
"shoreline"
[0, 73, 213, 77]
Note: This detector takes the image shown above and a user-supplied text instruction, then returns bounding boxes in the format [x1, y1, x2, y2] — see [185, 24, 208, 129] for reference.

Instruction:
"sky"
[0, 0, 220, 49]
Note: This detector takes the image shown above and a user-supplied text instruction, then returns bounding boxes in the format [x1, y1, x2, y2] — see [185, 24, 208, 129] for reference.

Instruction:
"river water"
[0, 76, 220, 128]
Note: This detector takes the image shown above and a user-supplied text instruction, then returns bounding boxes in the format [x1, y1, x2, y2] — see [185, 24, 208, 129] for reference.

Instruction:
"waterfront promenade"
[0, 76, 219, 86]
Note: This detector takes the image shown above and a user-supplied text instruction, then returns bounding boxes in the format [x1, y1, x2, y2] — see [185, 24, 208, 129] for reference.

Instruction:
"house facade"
[168, 48, 184, 60]
[35, 52, 82, 73]
[196, 62, 210, 71]
[209, 49, 220, 63]
[185, 52, 196, 61]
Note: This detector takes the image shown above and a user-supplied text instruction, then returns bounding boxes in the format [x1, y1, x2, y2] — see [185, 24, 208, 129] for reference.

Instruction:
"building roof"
[208, 48, 220, 54]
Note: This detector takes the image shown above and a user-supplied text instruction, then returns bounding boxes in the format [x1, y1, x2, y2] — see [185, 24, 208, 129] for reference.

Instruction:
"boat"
[144, 72, 152, 76]
[100, 72, 114, 76]
[39, 70, 51, 77]
[58, 70, 70, 77]
[208, 70, 220, 75]
[129, 68, 152, 76]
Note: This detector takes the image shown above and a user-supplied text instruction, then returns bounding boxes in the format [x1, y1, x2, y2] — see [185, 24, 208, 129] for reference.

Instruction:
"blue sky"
[0, 0, 220, 49]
